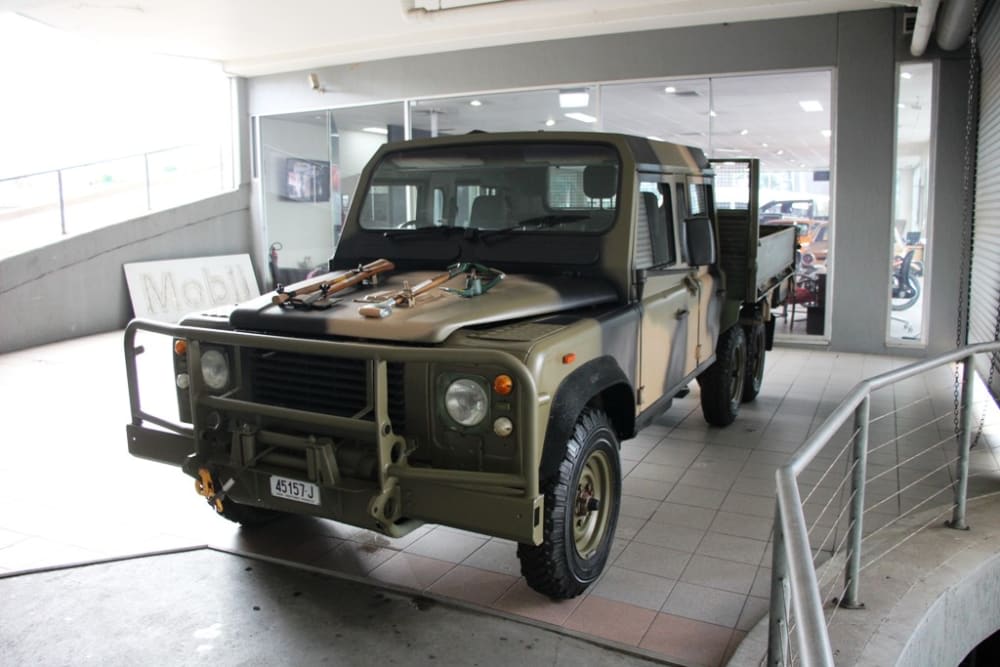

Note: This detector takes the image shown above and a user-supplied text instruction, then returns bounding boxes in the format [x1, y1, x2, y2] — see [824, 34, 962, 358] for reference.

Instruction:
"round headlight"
[445, 378, 488, 426]
[201, 349, 230, 390]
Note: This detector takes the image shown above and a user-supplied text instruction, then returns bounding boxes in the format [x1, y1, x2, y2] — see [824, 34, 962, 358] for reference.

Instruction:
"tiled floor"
[2, 331, 999, 667]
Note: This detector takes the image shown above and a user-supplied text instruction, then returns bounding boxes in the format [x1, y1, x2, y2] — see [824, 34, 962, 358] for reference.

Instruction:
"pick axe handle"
[358, 269, 459, 318]
[272, 259, 393, 305]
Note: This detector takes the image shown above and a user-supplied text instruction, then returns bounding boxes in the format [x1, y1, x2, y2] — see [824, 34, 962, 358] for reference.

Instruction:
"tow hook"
[195, 468, 234, 513]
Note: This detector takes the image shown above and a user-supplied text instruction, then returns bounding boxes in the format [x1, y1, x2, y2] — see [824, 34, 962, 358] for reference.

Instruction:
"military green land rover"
[125, 132, 795, 599]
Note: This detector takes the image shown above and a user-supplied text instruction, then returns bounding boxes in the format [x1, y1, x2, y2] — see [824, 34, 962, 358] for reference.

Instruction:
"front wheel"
[518, 408, 621, 599]
[698, 325, 747, 426]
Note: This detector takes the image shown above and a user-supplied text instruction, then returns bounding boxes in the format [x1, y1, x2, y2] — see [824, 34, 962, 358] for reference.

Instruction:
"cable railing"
[767, 341, 1000, 666]
[0, 143, 232, 259]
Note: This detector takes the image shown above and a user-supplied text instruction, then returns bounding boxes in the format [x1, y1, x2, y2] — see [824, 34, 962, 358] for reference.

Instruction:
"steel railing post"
[56, 170, 67, 235]
[841, 394, 870, 608]
[949, 354, 975, 530]
[768, 502, 790, 667]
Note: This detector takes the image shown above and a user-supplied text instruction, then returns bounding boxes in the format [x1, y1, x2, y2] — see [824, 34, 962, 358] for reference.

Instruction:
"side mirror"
[684, 216, 716, 266]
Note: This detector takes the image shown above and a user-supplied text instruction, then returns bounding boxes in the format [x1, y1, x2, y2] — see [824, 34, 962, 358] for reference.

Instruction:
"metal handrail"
[768, 340, 1000, 666]
[0, 143, 204, 185]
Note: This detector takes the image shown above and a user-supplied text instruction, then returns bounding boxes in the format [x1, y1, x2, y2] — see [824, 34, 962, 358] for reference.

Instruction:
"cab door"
[678, 176, 721, 366]
[636, 176, 697, 410]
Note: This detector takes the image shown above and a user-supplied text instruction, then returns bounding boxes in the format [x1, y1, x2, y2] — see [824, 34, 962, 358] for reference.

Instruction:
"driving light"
[445, 379, 488, 426]
[493, 417, 513, 437]
[201, 349, 230, 391]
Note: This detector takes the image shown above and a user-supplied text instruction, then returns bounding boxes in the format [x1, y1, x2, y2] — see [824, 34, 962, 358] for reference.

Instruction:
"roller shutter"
[969, 0, 1000, 396]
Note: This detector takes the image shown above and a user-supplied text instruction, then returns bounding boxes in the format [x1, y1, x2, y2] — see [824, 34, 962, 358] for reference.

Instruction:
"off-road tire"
[741, 323, 766, 403]
[217, 500, 283, 527]
[517, 408, 621, 600]
[698, 325, 747, 426]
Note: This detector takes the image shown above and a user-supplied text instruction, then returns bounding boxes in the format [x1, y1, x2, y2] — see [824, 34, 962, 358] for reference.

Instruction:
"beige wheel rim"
[573, 449, 612, 558]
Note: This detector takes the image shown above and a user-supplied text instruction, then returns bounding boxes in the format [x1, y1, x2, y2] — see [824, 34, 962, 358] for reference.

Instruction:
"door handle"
[683, 274, 699, 295]
[675, 308, 689, 320]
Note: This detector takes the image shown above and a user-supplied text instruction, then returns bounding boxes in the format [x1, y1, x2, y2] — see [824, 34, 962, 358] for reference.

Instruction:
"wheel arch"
[540, 356, 634, 482]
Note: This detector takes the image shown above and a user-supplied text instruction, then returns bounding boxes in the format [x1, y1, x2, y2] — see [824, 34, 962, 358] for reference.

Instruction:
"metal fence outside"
[0, 143, 231, 259]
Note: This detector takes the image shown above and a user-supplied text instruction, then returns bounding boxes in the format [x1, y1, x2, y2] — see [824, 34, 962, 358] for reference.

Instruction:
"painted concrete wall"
[246, 9, 969, 356]
[0, 186, 254, 354]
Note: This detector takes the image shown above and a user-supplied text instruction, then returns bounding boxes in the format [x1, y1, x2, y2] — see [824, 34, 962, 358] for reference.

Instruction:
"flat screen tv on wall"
[283, 158, 330, 202]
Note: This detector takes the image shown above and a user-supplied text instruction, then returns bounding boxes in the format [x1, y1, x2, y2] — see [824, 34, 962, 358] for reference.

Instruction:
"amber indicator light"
[174, 339, 188, 356]
[562, 353, 576, 365]
[493, 374, 514, 396]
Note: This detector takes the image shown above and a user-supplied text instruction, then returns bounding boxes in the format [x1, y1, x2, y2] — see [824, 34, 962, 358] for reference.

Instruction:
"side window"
[638, 179, 677, 268]
[687, 182, 708, 216]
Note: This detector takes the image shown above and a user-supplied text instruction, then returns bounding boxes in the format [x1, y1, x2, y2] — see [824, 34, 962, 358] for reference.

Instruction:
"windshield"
[358, 142, 620, 235]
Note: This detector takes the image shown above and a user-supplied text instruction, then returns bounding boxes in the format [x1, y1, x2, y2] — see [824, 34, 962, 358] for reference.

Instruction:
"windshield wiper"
[381, 225, 461, 241]
[478, 214, 590, 243]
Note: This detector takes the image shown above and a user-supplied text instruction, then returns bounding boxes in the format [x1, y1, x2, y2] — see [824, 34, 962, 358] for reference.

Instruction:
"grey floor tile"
[406, 528, 487, 564]
[461, 538, 521, 577]
[633, 521, 706, 553]
[721, 491, 776, 518]
[696, 531, 768, 565]
[665, 484, 728, 510]
[680, 554, 757, 595]
[614, 541, 691, 580]
[590, 565, 675, 611]
[620, 495, 662, 520]
[628, 461, 686, 484]
[737, 595, 770, 631]
[662, 581, 746, 627]
[614, 514, 648, 541]
[623, 476, 673, 501]
[642, 442, 704, 467]
[710, 511, 774, 541]
[649, 502, 718, 530]
[678, 468, 740, 491]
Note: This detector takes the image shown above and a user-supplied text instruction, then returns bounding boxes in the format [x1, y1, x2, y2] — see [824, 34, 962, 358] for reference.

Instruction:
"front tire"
[518, 408, 621, 600]
[698, 326, 747, 426]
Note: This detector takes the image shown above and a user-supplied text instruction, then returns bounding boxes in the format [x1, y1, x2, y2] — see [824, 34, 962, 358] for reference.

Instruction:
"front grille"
[246, 349, 406, 431]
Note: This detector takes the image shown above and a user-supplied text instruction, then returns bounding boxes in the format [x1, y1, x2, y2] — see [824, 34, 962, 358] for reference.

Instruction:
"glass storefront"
[888, 62, 933, 344]
[259, 102, 403, 286]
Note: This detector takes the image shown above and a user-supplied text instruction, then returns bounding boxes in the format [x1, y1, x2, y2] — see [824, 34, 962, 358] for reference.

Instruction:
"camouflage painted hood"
[228, 271, 618, 344]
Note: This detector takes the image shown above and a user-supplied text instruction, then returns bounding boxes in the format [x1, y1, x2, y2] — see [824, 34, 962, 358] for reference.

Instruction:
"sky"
[0, 12, 231, 180]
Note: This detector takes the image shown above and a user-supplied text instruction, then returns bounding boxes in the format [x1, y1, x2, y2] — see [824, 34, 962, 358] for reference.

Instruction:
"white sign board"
[124, 254, 260, 323]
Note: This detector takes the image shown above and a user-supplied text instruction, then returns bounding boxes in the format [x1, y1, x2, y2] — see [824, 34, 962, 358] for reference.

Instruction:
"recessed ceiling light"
[709, 109, 717, 117]
[739, 129, 749, 136]
[362, 127, 389, 135]
[761, 142, 769, 148]
[901, 71, 913, 80]
[821, 129, 832, 138]
[559, 90, 590, 108]
[898, 103, 907, 109]
[799, 100, 824, 112]
[545, 118, 556, 127]
[469, 99, 482, 107]
[799, 163, 806, 168]
[776, 149, 785, 156]
[664, 86, 677, 94]
[564, 111, 597, 123]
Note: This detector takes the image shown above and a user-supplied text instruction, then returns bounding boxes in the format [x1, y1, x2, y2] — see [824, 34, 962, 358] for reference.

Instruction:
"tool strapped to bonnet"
[273, 258, 394, 310]
[358, 262, 504, 319]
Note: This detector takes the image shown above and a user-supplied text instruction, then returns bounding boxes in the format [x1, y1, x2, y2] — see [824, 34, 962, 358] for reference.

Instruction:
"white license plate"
[269, 476, 320, 506]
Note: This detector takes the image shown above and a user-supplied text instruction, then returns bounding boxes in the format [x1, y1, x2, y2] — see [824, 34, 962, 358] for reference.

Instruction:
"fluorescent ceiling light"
[664, 86, 677, 93]
[545, 118, 555, 127]
[761, 142, 769, 148]
[901, 71, 913, 80]
[709, 109, 717, 117]
[469, 99, 482, 107]
[739, 129, 749, 136]
[821, 129, 832, 138]
[776, 149, 785, 156]
[559, 90, 590, 108]
[564, 112, 596, 123]
[799, 100, 824, 112]
[363, 127, 389, 135]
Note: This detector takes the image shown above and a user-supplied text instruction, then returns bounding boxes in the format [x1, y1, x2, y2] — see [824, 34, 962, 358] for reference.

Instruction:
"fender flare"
[539, 356, 634, 482]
